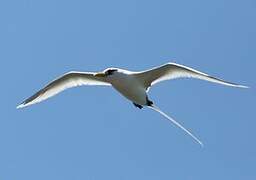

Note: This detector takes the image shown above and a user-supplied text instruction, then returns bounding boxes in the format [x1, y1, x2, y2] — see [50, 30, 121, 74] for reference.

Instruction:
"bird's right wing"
[17, 71, 110, 108]
[135, 63, 248, 89]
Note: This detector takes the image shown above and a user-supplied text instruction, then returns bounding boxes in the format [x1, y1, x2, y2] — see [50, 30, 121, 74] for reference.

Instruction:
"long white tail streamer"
[148, 105, 203, 147]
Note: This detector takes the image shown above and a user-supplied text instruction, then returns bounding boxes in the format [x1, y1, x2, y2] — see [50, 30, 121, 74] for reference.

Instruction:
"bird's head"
[94, 68, 118, 77]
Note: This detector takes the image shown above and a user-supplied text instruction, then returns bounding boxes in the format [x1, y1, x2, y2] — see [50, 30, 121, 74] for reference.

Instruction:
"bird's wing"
[135, 63, 248, 89]
[17, 71, 110, 108]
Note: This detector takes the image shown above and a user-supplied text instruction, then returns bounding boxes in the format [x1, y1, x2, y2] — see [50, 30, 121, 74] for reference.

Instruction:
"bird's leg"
[133, 103, 143, 109]
[133, 96, 153, 109]
[146, 96, 154, 106]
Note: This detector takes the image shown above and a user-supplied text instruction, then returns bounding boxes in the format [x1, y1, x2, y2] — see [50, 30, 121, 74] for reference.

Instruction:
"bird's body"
[17, 62, 248, 146]
[107, 69, 148, 106]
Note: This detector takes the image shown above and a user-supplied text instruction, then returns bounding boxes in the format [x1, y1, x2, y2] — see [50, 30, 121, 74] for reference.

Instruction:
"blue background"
[1, 0, 255, 179]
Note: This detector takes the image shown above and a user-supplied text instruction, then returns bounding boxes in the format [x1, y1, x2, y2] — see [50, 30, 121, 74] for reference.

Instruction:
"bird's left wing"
[17, 71, 110, 108]
[135, 63, 248, 89]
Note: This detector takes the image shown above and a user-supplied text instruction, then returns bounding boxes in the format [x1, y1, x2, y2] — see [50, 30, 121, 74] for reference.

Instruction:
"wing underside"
[17, 71, 110, 108]
[135, 63, 248, 89]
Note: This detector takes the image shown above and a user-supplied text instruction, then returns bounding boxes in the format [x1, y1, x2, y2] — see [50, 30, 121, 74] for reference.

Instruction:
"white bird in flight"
[17, 62, 248, 146]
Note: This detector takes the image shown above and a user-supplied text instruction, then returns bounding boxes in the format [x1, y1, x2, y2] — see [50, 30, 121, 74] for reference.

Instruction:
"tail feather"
[148, 105, 203, 147]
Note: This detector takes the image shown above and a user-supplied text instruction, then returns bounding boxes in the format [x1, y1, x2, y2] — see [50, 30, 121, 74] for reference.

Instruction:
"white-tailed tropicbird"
[17, 62, 248, 146]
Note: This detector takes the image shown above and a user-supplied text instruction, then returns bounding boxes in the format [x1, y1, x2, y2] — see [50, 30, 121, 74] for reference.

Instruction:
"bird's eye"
[106, 69, 117, 75]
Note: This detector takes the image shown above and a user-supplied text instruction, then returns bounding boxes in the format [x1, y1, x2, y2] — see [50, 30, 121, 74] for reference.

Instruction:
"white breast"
[108, 72, 148, 105]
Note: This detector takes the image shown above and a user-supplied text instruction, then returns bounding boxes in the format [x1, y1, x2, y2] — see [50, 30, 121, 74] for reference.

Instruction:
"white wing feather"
[17, 71, 110, 108]
[135, 63, 248, 89]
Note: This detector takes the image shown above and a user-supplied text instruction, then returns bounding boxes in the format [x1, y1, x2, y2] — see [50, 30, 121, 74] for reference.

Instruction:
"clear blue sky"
[1, 0, 255, 179]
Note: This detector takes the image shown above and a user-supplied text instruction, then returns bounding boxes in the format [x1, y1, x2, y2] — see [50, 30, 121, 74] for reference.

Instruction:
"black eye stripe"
[107, 69, 117, 75]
